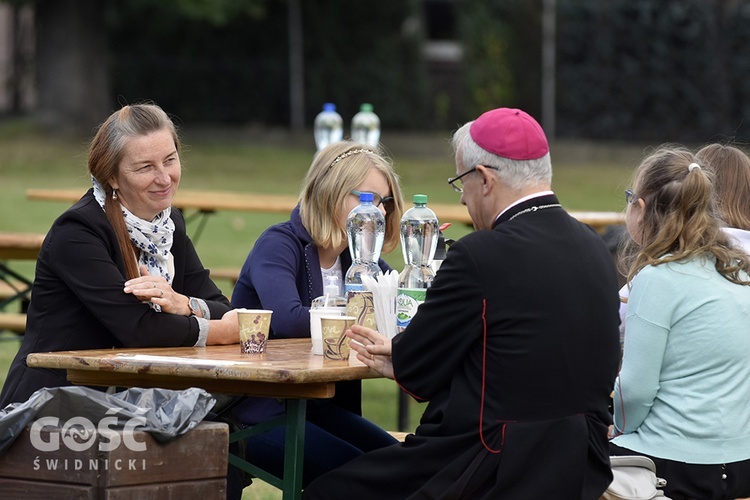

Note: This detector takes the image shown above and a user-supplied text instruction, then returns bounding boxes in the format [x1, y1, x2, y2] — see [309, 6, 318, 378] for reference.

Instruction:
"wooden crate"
[0, 421, 228, 499]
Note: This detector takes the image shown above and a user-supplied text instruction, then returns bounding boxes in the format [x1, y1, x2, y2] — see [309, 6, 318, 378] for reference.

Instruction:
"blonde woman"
[229, 141, 404, 492]
[233, 141, 403, 330]
[611, 145, 750, 499]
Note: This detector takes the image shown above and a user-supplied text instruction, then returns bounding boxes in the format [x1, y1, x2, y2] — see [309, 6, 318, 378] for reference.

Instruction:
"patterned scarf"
[92, 177, 175, 287]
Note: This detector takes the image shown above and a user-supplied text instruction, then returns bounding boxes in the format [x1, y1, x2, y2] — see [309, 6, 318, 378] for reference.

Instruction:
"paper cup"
[309, 307, 345, 355]
[320, 315, 355, 361]
[345, 291, 377, 330]
[237, 309, 272, 354]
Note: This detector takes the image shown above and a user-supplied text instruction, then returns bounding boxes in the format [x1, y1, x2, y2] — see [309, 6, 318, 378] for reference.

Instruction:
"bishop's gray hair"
[451, 121, 552, 192]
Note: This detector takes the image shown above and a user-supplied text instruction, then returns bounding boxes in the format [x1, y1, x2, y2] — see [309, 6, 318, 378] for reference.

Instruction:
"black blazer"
[0, 190, 231, 406]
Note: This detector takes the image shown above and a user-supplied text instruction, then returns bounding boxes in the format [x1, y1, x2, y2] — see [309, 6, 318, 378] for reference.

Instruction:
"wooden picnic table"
[0, 231, 45, 314]
[26, 338, 380, 500]
[0, 231, 45, 261]
[26, 188, 625, 234]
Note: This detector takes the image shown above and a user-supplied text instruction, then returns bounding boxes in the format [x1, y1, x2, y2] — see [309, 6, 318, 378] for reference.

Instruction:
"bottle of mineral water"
[397, 194, 438, 332]
[344, 192, 385, 293]
[313, 103, 343, 151]
[350, 103, 380, 147]
[431, 223, 451, 274]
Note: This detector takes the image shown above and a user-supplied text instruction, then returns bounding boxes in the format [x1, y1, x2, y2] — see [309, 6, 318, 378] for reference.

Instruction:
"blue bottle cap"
[323, 103, 336, 111]
[359, 192, 374, 203]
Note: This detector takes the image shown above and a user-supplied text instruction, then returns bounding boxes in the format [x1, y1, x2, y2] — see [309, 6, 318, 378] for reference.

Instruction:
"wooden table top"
[0, 231, 46, 260]
[26, 338, 379, 399]
[26, 188, 624, 232]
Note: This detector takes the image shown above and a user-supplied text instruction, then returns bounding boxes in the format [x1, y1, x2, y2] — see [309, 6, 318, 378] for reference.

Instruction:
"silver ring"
[159, 289, 164, 297]
[152, 282, 157, 288]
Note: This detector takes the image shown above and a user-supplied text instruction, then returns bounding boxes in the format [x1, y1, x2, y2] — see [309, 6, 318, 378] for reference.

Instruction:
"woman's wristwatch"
[188, 297, 202, 317]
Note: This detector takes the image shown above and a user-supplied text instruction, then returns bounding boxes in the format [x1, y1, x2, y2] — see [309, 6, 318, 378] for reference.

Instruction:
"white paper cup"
[309, 307, 345, 355]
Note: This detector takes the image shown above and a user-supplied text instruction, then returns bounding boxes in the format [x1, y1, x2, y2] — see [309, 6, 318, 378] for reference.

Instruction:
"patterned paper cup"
[320, 315, 355, 361]
[237, 309, 272, 354]
[345, 291, 377, 330]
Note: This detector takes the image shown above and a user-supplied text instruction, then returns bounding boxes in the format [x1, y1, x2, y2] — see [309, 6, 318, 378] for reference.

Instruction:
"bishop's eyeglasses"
[447, 165, 501, 193]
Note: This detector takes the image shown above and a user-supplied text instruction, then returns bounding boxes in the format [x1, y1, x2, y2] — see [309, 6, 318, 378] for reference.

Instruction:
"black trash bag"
[0, 386, 216, 456]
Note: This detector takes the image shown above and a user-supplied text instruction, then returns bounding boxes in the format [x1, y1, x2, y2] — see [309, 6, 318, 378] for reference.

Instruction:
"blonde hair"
[695, 142, 750, 231]
[620, 144, 750, 286]
[88, 103, 180, 279]
[299, 141, 404, 253]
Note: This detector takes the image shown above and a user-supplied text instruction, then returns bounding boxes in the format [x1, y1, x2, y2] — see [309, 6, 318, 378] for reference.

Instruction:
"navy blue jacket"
[232, 205, 390, 418]
[233, 206, 390, 338]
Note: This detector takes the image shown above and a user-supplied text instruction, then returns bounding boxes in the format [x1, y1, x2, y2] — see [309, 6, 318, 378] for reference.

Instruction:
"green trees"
[556, 0, 749, 141]
[109, 0, 429, 129]
[15, 0, 750, 140]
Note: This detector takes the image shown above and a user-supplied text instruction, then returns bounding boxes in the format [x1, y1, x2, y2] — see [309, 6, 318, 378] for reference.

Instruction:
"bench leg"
[226, 400, 308, 499]
[282, 399, 306, 500]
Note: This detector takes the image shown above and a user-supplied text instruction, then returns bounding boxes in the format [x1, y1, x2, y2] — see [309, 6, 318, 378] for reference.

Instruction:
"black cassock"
[304, 194, 621, 500]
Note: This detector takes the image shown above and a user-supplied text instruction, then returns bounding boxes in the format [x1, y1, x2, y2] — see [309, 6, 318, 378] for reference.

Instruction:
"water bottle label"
[345, 283, 365, 294]
[396, 288, 426, 332]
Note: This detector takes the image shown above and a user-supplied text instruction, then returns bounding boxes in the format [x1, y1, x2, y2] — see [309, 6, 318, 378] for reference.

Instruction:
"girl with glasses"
[227, 141, 404, 496]
[612, 145, 750, 499]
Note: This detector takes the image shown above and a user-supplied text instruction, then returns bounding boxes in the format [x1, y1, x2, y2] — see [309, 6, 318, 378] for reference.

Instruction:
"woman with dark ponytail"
[611, 145, 750, 499]
[0, 103, 239, 407]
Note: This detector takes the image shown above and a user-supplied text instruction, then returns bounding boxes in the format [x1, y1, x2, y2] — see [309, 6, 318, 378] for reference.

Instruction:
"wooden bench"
[209, 267, 242, 286]
[388, 431, 409, 442]
[0, 312, 26, 334]
[0, 231, 42, 310]
[0, 280, 31, 304]
[0, 231, 45, 261]
[0, 280, 24, 298]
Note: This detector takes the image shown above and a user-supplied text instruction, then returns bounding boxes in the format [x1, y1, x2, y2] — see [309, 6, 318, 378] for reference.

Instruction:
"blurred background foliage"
[110, 0, 430, 128]
[556, 0, 750, 142]
[3, 0, 750, 142]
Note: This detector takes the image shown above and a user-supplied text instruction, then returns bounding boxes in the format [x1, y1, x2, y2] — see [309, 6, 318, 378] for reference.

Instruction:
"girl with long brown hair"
[612, 145, 750, 499]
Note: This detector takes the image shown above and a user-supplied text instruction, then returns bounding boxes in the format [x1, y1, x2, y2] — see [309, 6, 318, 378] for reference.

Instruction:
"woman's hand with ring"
[123, 265, 188, 315]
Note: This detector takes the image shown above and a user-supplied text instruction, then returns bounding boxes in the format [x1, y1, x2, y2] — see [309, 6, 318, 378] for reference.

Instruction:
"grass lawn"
[0, 121, 639, 499]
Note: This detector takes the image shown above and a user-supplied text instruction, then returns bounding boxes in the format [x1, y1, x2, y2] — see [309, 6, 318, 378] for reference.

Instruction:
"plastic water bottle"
[344, 192, 385, 293]
[313, 103, 343, 151]
[431, 222, 451, 274]
[397, 194, 439, 332]
[350, 103, 380, 147]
